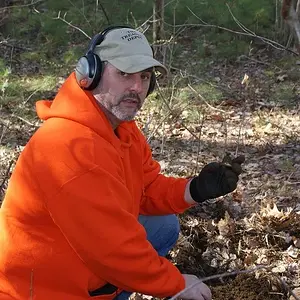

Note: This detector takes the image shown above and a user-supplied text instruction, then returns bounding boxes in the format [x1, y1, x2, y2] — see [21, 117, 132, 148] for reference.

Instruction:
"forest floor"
[137, 40, 300, 299]
[0, 35, 300, 299]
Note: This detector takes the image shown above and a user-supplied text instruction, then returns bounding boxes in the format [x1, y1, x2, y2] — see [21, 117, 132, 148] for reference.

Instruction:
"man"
[0, 26, 244, 300]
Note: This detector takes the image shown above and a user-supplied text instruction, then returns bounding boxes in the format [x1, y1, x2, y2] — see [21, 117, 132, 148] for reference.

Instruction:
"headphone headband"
[86, 25, 133, 55]
[75, 25, 156, 95]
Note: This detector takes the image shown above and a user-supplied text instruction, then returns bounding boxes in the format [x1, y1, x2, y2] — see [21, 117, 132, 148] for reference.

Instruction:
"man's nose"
[129, 77, 143, 93]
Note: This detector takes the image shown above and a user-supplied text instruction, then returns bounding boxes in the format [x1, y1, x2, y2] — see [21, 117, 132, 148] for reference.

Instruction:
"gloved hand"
[180, 274, 212, 300]
[189, 154, 245, 203]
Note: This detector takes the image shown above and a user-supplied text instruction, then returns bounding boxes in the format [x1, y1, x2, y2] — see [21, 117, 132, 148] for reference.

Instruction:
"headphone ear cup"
[75, 55, 91, 89]
[85, 53, 102, 90]
[76, 26, 134, 90]
[147, 72, 156, 96]
[75, 52, 102, 90]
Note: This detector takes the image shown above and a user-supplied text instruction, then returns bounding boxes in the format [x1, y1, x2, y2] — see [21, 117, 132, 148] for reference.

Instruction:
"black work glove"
[189, 154, 245, 203]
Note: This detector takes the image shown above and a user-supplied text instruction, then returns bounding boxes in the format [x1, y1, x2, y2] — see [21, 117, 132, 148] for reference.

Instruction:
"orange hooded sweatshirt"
[0, 73, 192, 300]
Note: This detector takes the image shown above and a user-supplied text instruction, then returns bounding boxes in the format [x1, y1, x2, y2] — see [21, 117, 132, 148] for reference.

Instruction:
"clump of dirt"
[211, 273, 285, 300]
[169, 201, 300, 300]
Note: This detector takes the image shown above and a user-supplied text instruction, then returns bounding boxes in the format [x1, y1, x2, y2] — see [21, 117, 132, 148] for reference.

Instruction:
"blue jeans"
[114, 214, 180, 300]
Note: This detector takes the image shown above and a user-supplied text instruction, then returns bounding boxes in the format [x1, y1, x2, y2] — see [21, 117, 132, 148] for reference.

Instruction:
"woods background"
[0, 1, 300, 299]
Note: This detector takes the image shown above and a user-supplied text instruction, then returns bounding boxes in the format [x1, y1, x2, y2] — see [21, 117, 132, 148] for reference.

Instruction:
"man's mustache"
[118, 93, 141, 107]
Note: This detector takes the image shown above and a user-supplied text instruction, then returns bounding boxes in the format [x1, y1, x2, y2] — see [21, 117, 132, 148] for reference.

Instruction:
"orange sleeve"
[140, 136, 192, 215]
[46, 166, 185, 297]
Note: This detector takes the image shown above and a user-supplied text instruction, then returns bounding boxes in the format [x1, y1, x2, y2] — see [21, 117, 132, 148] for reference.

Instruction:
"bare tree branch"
[0, 0, 44, 12]
[225, 3, 299, 55]
[98, 2, 110, 25]
[53, 11, 91, 39]
[163, 5, 299, 56]
[137, 0, 180, 33]
[66, 0, 92, 29]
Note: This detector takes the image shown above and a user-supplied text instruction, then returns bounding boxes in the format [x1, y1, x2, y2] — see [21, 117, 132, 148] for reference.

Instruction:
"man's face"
[93, 63, 152, 122]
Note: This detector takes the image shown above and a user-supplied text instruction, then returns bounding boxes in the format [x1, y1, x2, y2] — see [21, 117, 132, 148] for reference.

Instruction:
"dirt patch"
[168, 199, 300, 299]
[211, 273, 284, 300]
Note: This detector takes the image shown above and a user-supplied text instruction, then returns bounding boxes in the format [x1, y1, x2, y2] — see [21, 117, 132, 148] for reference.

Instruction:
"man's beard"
[105, 93, 142, 121]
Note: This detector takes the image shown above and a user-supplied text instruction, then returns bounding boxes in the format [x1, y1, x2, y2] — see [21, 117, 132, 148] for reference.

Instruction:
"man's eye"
[141, 73, 151, 80]
[120, 71, 129, 77]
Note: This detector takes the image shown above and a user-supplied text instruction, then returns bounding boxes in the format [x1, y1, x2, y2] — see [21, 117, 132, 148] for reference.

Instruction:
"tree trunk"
[282, 0, 300, 54]
[153, 0, 164, 42]
[0, 0, 11, 28]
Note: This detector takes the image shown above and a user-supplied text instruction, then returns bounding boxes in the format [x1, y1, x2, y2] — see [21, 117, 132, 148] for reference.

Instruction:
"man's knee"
[138, 214, 180, 256]
[161, 214, 180, 241]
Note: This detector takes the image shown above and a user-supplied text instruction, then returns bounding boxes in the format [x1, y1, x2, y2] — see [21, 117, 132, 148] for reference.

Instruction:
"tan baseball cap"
[94, 27, 168, 76]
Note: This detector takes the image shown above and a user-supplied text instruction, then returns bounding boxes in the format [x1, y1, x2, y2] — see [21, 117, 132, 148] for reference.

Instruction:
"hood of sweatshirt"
[35, 72, 137, 148]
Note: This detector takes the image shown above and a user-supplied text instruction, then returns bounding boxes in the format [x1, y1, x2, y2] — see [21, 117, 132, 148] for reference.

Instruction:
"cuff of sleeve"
[171, 178, 196, 213]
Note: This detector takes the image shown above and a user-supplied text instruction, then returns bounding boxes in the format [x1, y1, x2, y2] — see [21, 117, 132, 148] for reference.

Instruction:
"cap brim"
[108, 55, 168, 76]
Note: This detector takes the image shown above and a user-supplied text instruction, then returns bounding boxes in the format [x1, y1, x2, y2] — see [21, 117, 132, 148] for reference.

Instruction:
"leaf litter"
[134, 52, 299, 299]
[0, 47, 299, 300]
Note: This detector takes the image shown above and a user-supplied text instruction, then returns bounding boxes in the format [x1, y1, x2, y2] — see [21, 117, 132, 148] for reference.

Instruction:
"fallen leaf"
[290, 288, 300, 300]
[232, 190, 243, 203]
[276, 74, 288, 82]
[260, 203, 285, 219]
[210, 114, 224, 122]
[272, 265, 286, 273]
[217, 211, 235, 236]
[241, 73, 249, 85]
[287, 245, 300, 259]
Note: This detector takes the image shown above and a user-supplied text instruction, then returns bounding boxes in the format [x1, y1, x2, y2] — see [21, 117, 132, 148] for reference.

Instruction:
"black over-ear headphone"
[75, 25, 156, 95]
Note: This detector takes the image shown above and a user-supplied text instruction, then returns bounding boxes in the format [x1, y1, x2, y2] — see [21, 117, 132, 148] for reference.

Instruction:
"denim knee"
[138, 214, 180, 256]
[162, 214, 180, 245]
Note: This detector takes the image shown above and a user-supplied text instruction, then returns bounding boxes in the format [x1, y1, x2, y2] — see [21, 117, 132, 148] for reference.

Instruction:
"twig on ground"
[11, 114, 39, 127]
[192, 112, 205, 176]
[275, 276, 300, 300]
[169, 265, 268, 300]
[0, 160, 14, 193]
[0, 37, 8, 45]
[0, 40, 31, 51]
[0, 120, 10, 145]
[157, 85, 201, 141]
[201, 265, 267, 283]
[146, 77, 201, 142]
[23, 89, 39, 105]
[146, 110, 172, 142]
[234, 74, 249, 156]
[285, 181, 300, 185]
[177, 117, 203, 141]
[169, 265, 300, 300]
[187, 84, 227, 113]
[238, 55, 283, 72]
[146, 102, 196, 142]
